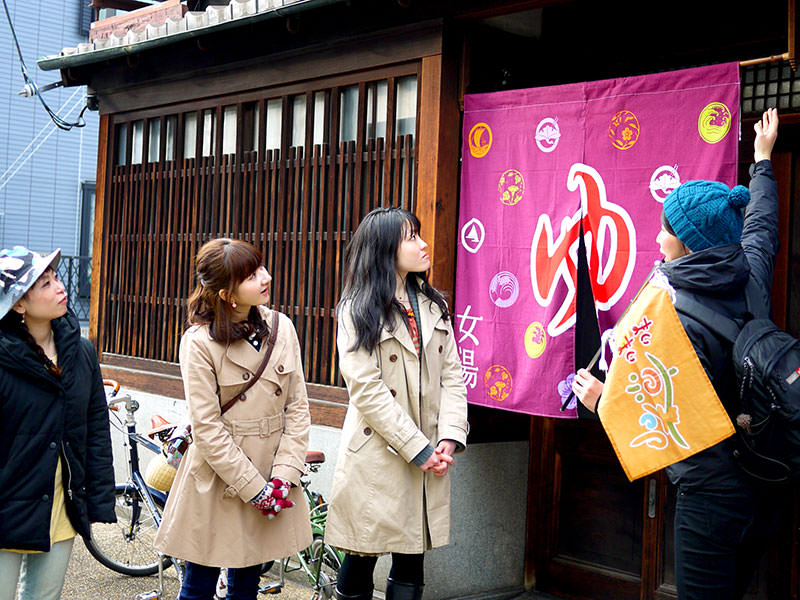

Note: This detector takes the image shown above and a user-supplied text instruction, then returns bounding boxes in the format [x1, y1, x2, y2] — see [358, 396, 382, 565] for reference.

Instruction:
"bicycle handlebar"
[103, 379, 121, 396]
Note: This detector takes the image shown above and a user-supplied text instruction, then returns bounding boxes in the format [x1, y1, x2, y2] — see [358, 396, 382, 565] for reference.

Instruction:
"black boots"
[385, 578, 424, 600]
[334, 576, 422, 600]
[334, 588, 374, 600]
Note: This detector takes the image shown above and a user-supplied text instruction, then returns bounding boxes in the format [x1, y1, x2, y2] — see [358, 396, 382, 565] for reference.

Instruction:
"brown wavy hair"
[186, 238, 269, 344]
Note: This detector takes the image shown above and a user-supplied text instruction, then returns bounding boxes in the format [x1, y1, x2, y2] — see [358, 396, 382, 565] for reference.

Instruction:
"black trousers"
[336, 552, 424, 595]
[674, 486, 781, 600]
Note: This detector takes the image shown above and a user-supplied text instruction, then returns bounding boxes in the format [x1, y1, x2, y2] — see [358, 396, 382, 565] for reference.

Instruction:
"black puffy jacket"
[660, 160, 778, 490]
[0, 310, 116, 551]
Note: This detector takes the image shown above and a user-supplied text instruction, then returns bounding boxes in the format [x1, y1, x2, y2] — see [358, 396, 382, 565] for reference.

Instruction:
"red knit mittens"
[249, 478, 294, 519]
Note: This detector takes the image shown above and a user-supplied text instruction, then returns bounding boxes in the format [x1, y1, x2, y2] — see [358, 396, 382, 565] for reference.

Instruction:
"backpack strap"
[673, 292, 740, 345]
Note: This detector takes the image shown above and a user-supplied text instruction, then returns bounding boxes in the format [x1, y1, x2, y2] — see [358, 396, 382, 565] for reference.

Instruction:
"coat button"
[239, 393, 247, 401]
[390, 389, 397, 397]
[277, 365, 284, 373]
[389, 354, 398, 362]
[42, 495, 50, 502]
[49, 442, 57, 449]
[363, 427, 372, 436]
[438, 345, 443, 353]
[243, 372, 250, 381]
[275, 388, 282, 396]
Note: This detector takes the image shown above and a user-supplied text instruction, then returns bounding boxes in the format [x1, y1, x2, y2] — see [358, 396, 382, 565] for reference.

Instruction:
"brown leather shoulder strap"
[220, 310, 280, 415]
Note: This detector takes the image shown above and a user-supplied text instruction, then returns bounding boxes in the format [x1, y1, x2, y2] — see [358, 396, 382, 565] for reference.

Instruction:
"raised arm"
[741, 108, 779, 309]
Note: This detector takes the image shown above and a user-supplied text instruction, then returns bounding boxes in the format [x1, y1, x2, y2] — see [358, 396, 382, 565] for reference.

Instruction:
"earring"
[20, 313, 25, 324]
[231, 301, 237, 309]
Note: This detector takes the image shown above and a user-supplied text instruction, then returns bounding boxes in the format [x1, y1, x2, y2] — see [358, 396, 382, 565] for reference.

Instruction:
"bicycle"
[85, 379, 182, 598]
[214, 451, 344, 600]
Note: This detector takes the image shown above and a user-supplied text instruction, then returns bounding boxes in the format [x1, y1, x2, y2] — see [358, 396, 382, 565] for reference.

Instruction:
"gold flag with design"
[598, 277, 735, 481]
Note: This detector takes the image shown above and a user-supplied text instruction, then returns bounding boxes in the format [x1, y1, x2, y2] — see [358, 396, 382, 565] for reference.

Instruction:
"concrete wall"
[112, 390, 529, 599]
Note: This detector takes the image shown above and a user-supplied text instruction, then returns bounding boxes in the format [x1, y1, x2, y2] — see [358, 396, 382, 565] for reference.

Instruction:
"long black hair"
[338, 207, 449, 353]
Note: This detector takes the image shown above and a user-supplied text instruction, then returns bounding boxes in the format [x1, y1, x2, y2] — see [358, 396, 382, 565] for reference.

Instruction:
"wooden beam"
[416, 51, 461, 301]
[86, 22, 443, 115]
[89, 114, 110, 356]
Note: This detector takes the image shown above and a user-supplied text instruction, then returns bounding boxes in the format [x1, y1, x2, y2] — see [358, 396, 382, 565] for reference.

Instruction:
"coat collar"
[377, 277, 443, 355]
[378, 311, 416, 356]
[223, 307, 287, 386]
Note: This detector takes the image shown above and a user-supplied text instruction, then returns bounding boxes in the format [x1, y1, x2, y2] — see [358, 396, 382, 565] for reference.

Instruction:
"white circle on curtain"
[489, 271, 519, 308]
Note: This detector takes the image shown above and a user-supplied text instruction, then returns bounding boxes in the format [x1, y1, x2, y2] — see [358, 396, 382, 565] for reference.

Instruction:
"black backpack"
[675, 285, 800, 483]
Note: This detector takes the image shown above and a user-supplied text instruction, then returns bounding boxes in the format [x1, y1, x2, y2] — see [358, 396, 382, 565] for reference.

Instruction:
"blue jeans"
[179, 561, 262, 600]
[0, 537, 75, 600]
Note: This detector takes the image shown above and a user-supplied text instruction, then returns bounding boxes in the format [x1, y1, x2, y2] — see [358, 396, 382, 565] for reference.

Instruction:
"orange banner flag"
[598, 274, 735, 481]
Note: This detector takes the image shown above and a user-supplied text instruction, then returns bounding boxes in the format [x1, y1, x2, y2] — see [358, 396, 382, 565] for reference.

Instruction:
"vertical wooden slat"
[163, 113, 181, 361]
[310, 142, 324, 382]
[138, 119, 152, 358]
[297, 91, 315, 371]
[392, 130, 402, 207]
[289, 145, 302, 319]
[255, 99, 267, 253]
[383, 77, 397, 206]
[353, 82, 367, 228]
[119, 125, 134, 355]
[135, 144, 149, 357]
[322, 88, 340, 384]
[276, 95, 292, 315]
[154, 115, 168, 359]
[213, 106, 224, 235]
[403, 134, 414, 211]
[368, 82, 377, 139]
[234, 103, 244, 236]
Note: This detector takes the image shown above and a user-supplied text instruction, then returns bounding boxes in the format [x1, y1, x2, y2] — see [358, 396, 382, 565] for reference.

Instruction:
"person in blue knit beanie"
[662, 180, 751, 253]
[572, 109, 787, 600]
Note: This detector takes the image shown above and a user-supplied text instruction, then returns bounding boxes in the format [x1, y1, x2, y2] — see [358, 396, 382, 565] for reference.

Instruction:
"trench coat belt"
[227, 414, 285, 438]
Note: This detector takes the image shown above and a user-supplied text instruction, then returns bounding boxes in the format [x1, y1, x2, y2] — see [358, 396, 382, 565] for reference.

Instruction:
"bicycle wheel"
[309, 535, 342, 600]
[84, 484, 172, 576]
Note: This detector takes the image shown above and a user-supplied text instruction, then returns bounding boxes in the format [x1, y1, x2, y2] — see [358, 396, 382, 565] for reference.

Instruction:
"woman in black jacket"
[572, 108, 780, 599]
[0, 246, 116, 600]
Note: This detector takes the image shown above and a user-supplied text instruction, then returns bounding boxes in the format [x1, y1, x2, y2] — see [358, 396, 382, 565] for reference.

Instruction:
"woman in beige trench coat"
[325, 208, 468, 600]
[154, 238, 312, 600]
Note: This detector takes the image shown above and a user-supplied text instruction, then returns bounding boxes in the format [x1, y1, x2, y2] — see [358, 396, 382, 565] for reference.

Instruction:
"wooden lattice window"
[100, 65, 419, 387]
[742, 62, 800, 116]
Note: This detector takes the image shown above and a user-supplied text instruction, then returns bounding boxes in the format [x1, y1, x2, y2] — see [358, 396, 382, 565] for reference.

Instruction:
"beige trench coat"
[325, 286, 468, 555]
[154, 308, 312, 568]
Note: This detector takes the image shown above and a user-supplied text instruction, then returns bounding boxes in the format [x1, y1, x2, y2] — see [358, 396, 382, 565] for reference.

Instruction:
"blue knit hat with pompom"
[662, 180, 750, 252]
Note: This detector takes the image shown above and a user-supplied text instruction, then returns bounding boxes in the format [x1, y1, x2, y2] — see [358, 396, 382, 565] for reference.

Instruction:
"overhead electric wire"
[0, 87, 83, 184]
[0, 90, 86, 192]
[1, 0, 88, 130]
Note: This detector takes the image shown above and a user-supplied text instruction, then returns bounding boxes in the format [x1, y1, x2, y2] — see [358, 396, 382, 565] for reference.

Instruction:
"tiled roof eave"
[38, 0, 347, 72]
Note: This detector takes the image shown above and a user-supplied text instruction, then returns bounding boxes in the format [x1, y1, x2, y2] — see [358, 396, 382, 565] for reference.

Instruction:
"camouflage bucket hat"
[0, 246, 61, 320]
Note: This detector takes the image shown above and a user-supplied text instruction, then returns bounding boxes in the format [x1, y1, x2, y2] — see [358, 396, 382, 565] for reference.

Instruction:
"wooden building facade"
[42, 1, 800, 598]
